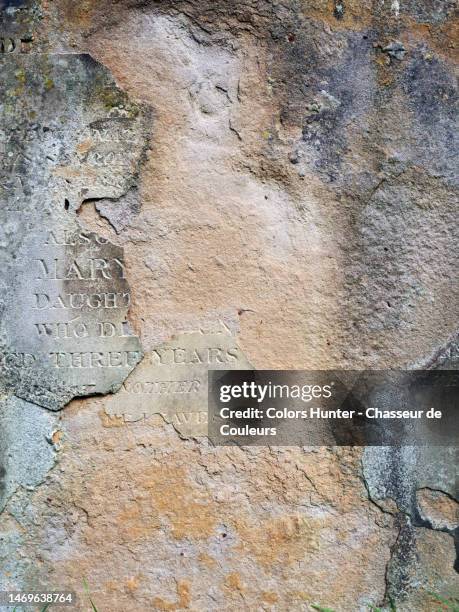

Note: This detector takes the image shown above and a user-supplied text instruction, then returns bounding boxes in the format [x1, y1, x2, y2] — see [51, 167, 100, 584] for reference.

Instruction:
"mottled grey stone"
[0, 395, 58, 512]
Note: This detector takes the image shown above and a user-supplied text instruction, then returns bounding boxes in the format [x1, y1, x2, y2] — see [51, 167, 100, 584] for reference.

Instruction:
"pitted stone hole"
[64, 198, 70, 211]
[216, 524, 233, 544]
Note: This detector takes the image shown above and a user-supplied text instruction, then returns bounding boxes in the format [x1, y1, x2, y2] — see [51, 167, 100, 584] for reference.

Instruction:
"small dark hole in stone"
[384, 247, 388, 251]
[43, 126, 50, 132]
[64, 199, 70, 211]
[387, 302, 391, 308]
[287, 33, 295, 42]
[222, 533, 227, 538]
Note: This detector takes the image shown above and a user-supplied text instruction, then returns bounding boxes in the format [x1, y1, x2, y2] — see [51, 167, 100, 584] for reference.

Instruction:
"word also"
[44, 231, 109, 246]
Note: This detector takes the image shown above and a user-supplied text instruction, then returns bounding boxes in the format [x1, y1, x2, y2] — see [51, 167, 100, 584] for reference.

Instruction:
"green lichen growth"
[94, 87, 139, 118]
[14, 68, 26, 85]
[99, 87, 125, 110]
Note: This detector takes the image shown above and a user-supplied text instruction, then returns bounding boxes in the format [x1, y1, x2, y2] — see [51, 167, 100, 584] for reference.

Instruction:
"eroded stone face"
[0, 54, 150, 410]
[0, 1, 457, 610]
[104, 329, 252, 436]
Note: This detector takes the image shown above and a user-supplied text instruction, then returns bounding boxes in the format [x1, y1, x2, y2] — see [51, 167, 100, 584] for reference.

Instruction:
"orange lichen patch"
[302, 527, 393, 597]
[234, 514, 323, 567]
[104, 580, 118, 593]
[198, 552, 217, 568]
[116, 499, 161, 541]
[152, 579, 192, 611]
[403, 17, 459, 62]
[303, 0, 373, 32]
[439, 18, 459, 58]
[290, 591, 311, 602]
[140, 466, 218, 540]
[99, 410, 125, 428]
[261, 591, 279, 604]
[58, 0, 96, 30]
[125, 575, 142, 592]
[223, 572, 246, 593]
[373, 53, 395, 88]
[76, 138, 94, 155]
[51, 430, 63, 445]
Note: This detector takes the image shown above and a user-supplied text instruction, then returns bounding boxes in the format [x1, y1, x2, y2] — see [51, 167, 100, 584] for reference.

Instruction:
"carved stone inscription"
[0, 54, 150, 409]
[104, 330, 252, 437]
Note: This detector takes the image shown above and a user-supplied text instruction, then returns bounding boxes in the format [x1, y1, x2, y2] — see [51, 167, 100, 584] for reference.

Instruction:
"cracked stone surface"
[0, 1, 457, 611]
[0, 53, 150, 409]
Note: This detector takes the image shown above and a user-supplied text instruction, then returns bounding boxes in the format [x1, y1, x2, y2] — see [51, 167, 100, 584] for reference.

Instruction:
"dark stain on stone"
[454, 527, 459, 573]
[0, 466, 5, 494]
[401, 50, 458, 184]
[0, 0, 29, 8]
[403, 52, 458, 126]
[299, 33, 373, 181]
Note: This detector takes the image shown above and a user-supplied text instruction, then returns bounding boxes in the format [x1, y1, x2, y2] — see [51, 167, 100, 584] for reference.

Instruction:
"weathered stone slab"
[104, 328, 252, 437]
[0, 53, 151, 409]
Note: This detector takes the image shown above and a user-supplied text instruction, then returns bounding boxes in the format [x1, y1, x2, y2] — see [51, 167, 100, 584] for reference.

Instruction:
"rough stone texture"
[0, 0, 458, 610]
